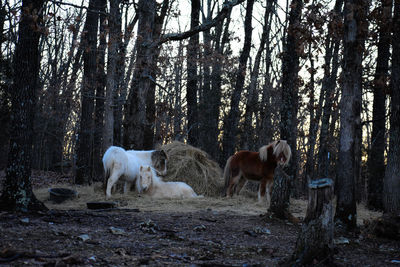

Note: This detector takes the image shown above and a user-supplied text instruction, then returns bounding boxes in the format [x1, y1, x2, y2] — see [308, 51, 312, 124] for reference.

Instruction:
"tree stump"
[292, 178, 334, 265]
[269, 166, 291, 219]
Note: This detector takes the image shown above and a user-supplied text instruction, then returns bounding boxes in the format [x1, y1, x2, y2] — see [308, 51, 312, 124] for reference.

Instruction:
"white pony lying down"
[137, 165, 200, 199]
[103, 146, 168, 199]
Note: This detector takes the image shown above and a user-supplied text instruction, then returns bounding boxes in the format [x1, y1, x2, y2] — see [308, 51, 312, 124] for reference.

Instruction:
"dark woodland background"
[0, 0, 399, 228]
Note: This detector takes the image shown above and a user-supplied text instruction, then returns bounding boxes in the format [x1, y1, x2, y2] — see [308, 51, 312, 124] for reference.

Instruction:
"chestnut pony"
[223, 140, 291, 204]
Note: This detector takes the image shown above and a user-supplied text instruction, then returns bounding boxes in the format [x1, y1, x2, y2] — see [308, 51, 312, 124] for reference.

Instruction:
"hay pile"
[160, 141, 223, 197]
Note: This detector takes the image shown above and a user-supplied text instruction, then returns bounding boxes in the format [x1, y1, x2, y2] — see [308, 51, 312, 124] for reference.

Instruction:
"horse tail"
[222, 155, 233, 197]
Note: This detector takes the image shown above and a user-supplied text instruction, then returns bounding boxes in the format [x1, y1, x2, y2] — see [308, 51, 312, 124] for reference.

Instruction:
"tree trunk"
[123, 0, 156, 149]
[317, 0, 343, 177]
[104, 0, 121, 151]
[304, 41, 316, 186]
[144, 0, 169, 149]
[114, 7, 135, 147]
[335, 0, 367, 230]
[186, 0, 200, 146]
[242, 1, 273, 151]
[271, 0, 303, 217]
[383, 0, 400, 214]
[258, 1, 275, 148]
[367, 0, 392, 211]
[279, 0, 303, 181]
[317, 38, 341, 178]
[93, 0, 107, 182]
[292, 178, 334, 265]
[269, 167, 292, 219]
[173, 42, 184, 140]
[221, 0, 254, 163]
[75, 0, 100, 185]
[208, 6, 232, 160]
[198, 1, 213, 155]
[0, 0, 47, 212]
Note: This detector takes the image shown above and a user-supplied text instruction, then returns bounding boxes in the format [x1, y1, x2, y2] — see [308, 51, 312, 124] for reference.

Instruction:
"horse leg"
[123, 181, 130, 194]
[265, 180, 273, 207]
[226, 173, 241, 197]
[106, 171, 121, 199]
[235, 176, 247, 195]
[258, 178, 268, 203]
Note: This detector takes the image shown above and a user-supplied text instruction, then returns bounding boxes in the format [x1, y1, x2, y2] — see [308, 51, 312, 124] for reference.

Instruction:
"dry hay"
[33, 182, 383, 226]
[159, 141, 223, 197]
[34, 182, 269, 214]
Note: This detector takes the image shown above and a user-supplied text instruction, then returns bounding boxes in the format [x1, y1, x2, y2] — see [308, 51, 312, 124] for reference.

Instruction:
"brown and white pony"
[223, 140, 291, 204]
[102, 146, 168, 199]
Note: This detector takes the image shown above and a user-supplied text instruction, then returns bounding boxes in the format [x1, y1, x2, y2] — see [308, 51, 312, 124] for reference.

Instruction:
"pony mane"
[273, 140, 291, 166]
[150, 167, 162, 184]
[259, 145, 270, 161]
[258, 140, 291, 165]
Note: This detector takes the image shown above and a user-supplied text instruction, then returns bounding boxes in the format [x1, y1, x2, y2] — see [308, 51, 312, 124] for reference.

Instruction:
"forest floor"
[0, 170, 399, 266]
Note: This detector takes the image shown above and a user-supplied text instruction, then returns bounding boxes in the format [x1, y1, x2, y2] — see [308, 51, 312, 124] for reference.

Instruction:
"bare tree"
[367, 0, 392, 211]
[279, 0, 303, 181]
[383, 0, 400, 214]
[123, 0, 156, 149]
[241, 0, 274, 151]
[93, 0, 107, 181]
[114, 4, 137, 147]
[221, 0, 255, 164]
[335, 0, 368, 230]
[186, 0, 200, 146]
[103, 0, 121, 151]
[75, 0, 101, 184]
[207, 3, 233, 160]
[317, 0, 343, 179]
[144, 0, 170, 149]
[0, 0, 47, 212]
[270, 0, 303, 219]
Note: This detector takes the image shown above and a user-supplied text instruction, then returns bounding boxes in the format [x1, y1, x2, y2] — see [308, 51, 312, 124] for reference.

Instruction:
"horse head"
[138, 165, 153, 193]
[273, 140, 291, 166]
[151, 150, 168, 176]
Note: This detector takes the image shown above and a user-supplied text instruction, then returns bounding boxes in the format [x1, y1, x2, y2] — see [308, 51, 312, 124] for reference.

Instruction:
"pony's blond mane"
[259, 145, 269, 161]
[259, 140, 291, 166]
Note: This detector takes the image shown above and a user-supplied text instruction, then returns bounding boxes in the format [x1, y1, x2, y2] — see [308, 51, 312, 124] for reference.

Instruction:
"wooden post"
[292, 178, 334, 265]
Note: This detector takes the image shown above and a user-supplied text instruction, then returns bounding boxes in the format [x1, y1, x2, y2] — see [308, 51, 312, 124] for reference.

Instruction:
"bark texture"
[383, 0, 400, 214]
[335, 0, 367, 229]
[123, 0, 156, 149]
[292, 178, 334, 265]
[271, 0, 303, 218]
[0, 0, 47, 212]
[186, 0, 200, 146]
[75, 0, 101, 184]
[367, 0, 392, 211]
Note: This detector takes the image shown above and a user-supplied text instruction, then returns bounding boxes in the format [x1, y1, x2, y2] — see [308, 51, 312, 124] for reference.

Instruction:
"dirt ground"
[1, 171, 399, 266]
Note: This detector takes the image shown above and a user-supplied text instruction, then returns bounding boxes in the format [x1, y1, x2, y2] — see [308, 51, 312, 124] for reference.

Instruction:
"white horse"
[103, 146, 168, 198]
[137, 165, 200, 199]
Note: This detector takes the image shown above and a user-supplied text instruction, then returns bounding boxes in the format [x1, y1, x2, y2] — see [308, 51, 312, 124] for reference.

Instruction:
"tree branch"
[152, 0, 245, 47]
